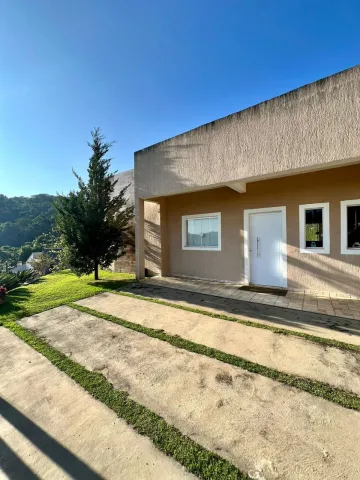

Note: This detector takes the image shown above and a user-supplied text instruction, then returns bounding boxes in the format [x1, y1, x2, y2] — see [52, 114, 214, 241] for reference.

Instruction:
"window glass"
[185, 216, 219, 248]
[209, 217, 219, 247]
[186, 219, 201, 247]
[201, 218, 211, 246]
[305, 208, 323, 248]
[193, 219, 202, 246]
[186, 219, 194, 247]
[347, 205, 360, 249]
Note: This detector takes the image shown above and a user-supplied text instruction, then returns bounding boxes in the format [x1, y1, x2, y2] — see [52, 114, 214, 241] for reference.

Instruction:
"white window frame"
[299, 202, 330, 254]
[182, 212, 221, 251]
[341, 199, 360, 255]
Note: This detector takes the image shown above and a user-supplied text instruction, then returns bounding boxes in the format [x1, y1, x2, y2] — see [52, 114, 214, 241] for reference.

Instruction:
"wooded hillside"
[0, 194, 57, 247]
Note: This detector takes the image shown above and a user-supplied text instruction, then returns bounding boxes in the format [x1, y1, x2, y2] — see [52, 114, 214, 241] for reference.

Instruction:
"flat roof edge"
[135, 64, 359, 156]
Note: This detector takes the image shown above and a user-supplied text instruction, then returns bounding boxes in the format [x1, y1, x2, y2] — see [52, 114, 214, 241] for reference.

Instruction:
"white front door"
[249, 211, 284, 287]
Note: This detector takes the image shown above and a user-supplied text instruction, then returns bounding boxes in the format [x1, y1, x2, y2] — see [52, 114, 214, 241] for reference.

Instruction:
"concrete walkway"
[77, 292, 360, 396]
[143, 276, 360, 320]
[0, 327, 193, 480]
[121, 282, 360, 343]
[19, 306, 360, 480]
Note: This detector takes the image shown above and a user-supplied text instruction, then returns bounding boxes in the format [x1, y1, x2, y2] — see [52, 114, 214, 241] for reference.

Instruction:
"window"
[182, 213, 221, 250]
[341, 199, 360, 255]
[299, 203, 330, 254]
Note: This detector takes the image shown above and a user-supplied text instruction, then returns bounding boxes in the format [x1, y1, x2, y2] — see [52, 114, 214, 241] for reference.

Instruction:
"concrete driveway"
[0, 327, 193, 480]
[18, 303, 360, 480]
[120, 282, 360, 343]
[78, 292, 360, 396]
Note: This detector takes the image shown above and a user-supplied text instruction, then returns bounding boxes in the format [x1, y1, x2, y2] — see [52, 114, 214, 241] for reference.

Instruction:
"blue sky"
[1, 0, 359, 197]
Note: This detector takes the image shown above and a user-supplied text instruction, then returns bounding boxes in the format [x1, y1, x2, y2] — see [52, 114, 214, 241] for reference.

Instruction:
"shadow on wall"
[287, 252, 360, 297]
[144, 218, 161, 276]
[137, 143, 205, 278]
[240, 216, 360, 296]
[112, 220, 136, 274]
[284, 216, 360, 295]
[138, 143, 360, 295]
[125, 220, 135, 253]
[135, 143, 205, 199]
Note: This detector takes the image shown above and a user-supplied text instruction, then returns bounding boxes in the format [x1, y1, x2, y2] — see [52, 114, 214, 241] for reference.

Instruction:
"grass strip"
[4, 320, 248, 480]
[0, 271, 135, 326]
[113, 289, 360, 354]
[70, 302, 360, 412]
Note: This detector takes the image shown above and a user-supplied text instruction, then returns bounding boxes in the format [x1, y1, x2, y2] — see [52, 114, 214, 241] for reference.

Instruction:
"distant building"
[10, 252, 42, 273]
[10, 262, 28, 274]
[110, 170, 135, 273]
[112, 169, 134, 204]
[26, 252, 42, 267]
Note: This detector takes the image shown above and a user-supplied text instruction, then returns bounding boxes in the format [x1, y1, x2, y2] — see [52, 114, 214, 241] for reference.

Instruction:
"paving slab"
[142, 277, 360, 319]
[76, 292, 360, 396]
[19, 306, 360, 480]
[0, 327, 193, 480]
[120, 283, 360, 344]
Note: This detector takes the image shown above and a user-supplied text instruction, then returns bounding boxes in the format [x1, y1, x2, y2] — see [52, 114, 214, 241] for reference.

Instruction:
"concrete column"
[135, 197, 145, 280]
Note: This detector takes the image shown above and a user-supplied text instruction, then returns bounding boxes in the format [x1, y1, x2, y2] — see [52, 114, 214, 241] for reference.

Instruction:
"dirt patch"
[215, 372, 233, 386]
[216, 399, 224, 408]
[19, 306, 360, 480]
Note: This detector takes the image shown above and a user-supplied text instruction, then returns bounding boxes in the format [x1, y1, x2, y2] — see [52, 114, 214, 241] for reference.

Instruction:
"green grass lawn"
[0, 270, 135, 325]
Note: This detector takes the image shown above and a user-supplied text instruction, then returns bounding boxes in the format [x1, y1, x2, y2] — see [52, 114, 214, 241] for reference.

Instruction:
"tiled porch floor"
[142, 276, 360, 320]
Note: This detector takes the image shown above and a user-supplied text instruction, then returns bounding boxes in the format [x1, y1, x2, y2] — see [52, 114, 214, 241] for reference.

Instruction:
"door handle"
[257, 237, 260, 257]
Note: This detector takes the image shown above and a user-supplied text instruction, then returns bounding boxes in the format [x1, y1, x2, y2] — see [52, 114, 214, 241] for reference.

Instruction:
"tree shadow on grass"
[0, 287, 33, 323]
[0, 276, 136, 324]
[57, 270, 75, 275]
[87, 278, 135, 291]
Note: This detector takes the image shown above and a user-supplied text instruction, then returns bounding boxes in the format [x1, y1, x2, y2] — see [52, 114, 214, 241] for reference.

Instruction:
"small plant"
[0, 286, 7, 305]
[15, 269, 38, 284]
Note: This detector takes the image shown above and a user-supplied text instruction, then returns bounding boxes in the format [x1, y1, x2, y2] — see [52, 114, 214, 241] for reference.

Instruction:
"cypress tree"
[55, 128, 134, 280]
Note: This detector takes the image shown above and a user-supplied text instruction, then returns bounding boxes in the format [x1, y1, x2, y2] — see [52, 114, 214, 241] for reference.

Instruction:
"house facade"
[134, 66, 360, 296]
[10, 252, 42, 274]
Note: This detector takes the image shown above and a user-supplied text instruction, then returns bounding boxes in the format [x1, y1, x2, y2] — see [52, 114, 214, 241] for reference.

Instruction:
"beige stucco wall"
[111, 169, 135, 272]
[135, 66, 360, 199]
[112, 169, 134, 203]
[164, 164, 360, 296]
[110, 170, 161, 275]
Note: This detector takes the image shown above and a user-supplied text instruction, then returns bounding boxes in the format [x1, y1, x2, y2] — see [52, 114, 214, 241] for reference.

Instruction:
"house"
[133, 65, 360, 297]
[10, 252, 42, 274]
[10, 263, 29, 274]
[26, 252, 42, 269]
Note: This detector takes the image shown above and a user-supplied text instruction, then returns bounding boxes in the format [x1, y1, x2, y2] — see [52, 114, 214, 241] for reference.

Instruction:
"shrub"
[15, 269, 38, 284]
[0, 270, 38, 291]
[30, 253, 54, 276]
